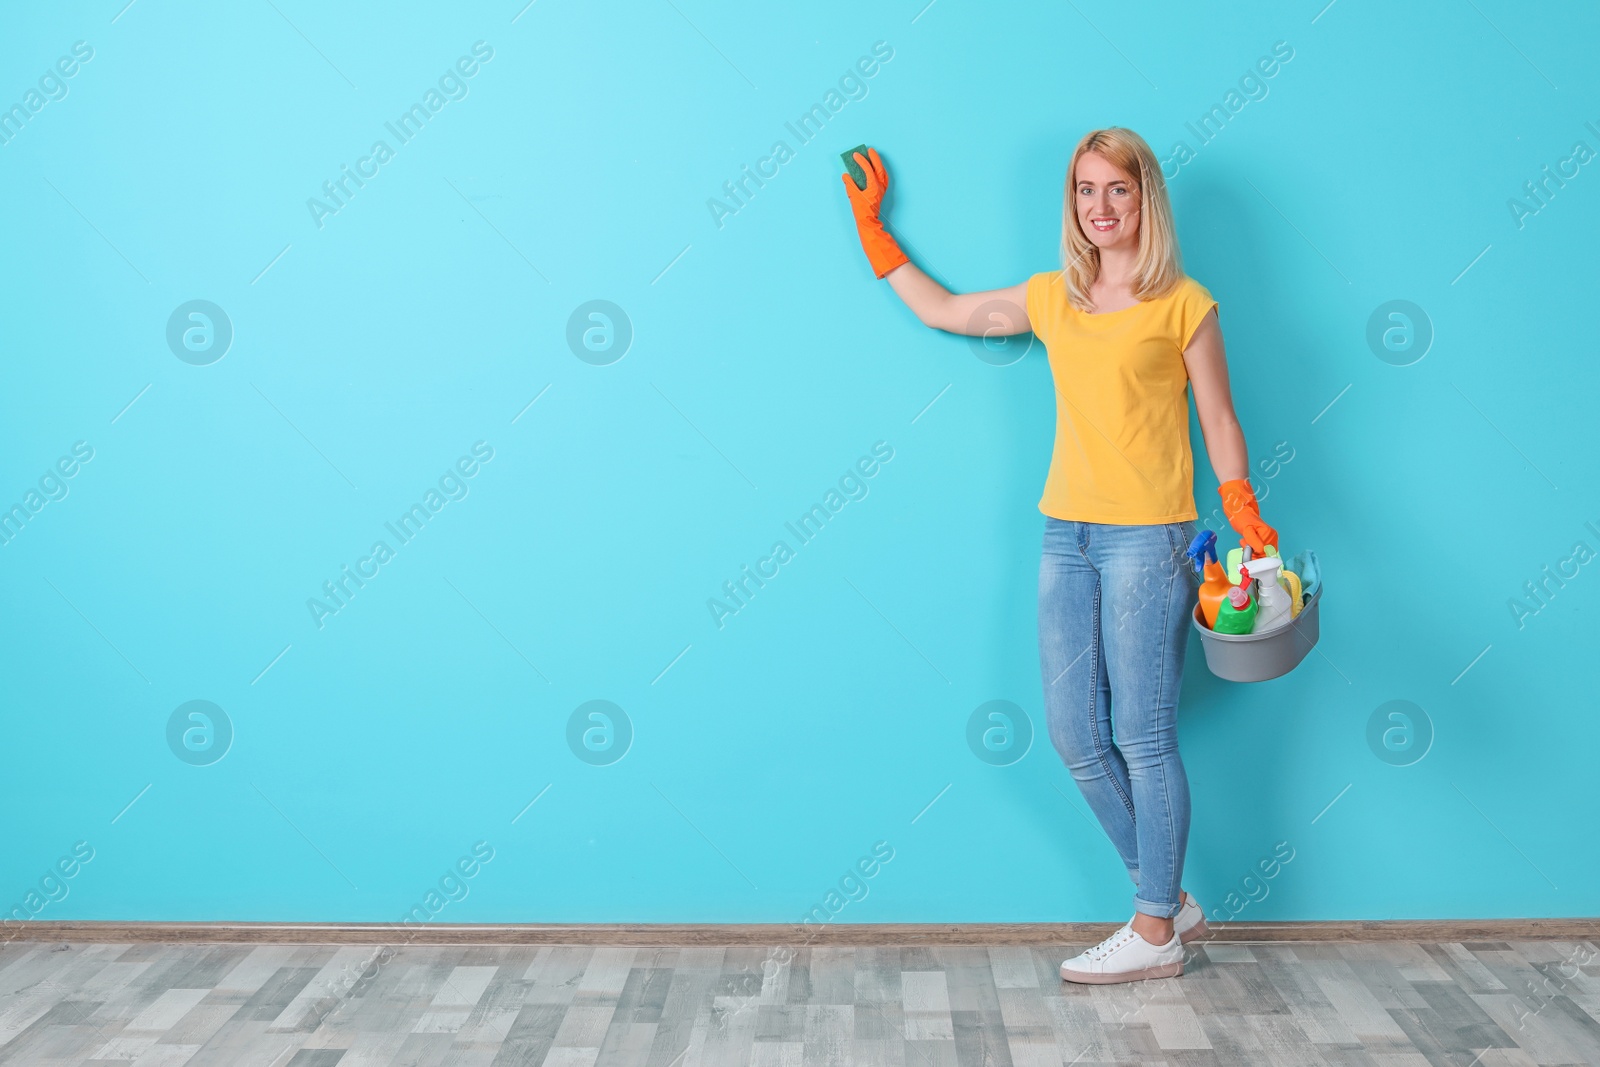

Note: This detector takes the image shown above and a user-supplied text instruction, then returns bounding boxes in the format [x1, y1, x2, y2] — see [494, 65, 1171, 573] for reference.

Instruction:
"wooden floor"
[2, 938, 1598, 1066]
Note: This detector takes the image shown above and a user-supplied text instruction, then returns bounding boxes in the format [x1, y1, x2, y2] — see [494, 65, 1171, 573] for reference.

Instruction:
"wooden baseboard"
[8, 919, 1598, 946]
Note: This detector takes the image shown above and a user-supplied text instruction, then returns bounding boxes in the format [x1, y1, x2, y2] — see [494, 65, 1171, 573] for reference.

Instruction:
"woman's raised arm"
[843, 148, 1031, 338]
[885, 264, 1030, 337]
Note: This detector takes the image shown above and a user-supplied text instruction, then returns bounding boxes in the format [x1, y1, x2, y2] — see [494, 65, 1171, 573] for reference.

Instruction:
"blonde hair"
[1059, 127, 1185, 311]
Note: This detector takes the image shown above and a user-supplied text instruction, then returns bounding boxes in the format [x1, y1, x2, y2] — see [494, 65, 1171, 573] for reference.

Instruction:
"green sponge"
[841, 145, 870, 190]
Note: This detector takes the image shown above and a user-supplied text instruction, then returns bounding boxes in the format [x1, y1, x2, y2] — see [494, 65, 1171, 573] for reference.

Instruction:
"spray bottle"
[1241, 554, 1292, 634]
[1211, 577, 1258, 634]
[1185, 530, 1232, 629]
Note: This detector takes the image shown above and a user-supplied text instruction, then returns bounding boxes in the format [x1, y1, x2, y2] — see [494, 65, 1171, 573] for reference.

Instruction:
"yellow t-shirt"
[1024, 271, 1217, 524]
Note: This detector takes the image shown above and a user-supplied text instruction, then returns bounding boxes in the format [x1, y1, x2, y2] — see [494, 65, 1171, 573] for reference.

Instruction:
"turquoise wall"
[4, 0, 1597, 928]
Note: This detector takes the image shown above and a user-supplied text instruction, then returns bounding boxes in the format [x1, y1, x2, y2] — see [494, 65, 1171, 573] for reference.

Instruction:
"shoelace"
[1085, 926, 1137, 961]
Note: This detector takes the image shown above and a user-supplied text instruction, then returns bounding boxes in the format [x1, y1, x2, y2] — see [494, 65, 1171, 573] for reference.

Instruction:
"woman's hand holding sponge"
[841, 147, 909, 279]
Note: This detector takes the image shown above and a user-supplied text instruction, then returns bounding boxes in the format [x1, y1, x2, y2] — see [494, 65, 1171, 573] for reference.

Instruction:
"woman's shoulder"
[1169, 275, 1219, 347]
[1027, 269, 1065, 295]
[1168, 274, 1214, 303]
[1025, 270, 1067, 321]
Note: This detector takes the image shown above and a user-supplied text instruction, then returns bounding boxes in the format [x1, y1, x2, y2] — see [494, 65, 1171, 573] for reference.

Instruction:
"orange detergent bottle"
[1185, 530, 1232, 629]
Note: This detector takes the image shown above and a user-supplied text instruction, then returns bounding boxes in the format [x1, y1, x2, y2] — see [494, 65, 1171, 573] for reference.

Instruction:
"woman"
[841, 128, 1277, 984]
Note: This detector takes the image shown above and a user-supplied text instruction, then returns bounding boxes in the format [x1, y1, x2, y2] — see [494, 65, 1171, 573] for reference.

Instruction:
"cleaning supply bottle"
[1185, 530, 1232, 629]
[1242, 555, 1291, 634]
[1256, 543, 1301, 617]
[1229, 542, 1282, 581]
[1211, 580, 1258, 634]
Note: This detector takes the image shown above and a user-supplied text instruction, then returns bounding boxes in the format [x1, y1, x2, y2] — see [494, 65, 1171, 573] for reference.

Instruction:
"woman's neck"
[1095, 243, 1139, 290]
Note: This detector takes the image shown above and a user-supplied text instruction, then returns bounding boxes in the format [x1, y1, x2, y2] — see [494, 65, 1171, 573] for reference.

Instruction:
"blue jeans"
[1037, 517, 1198, 919]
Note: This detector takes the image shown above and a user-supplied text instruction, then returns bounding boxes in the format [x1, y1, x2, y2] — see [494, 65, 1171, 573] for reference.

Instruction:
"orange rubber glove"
[1218, 478, 1279, 555]
[841, 147, 909, 279]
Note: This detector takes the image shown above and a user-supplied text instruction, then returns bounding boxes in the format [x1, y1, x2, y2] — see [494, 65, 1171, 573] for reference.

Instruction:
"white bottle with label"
[1241, 554, 1292, 634]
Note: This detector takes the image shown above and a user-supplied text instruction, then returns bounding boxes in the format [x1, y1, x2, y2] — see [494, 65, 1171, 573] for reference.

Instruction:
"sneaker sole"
[1060, 959, 1184, 984]
[1178, 916, 1210, 944]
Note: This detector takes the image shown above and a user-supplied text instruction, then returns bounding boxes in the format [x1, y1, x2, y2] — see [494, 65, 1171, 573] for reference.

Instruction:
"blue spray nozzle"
[1185, 529, 1218, 574]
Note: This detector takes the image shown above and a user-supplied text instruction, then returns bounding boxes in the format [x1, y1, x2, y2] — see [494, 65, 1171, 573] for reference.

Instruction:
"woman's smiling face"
[1075, 151, 1141, 251]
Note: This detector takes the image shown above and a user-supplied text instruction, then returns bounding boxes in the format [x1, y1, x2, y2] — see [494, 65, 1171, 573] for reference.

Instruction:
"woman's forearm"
[1203, 416, 1250, 486]
[884, 262, 957, 330]
[1183, 312, 1253, 487]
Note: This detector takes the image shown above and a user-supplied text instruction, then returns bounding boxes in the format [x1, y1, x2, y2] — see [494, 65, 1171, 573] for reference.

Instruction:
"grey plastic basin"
[1191, 586, 1322, 683]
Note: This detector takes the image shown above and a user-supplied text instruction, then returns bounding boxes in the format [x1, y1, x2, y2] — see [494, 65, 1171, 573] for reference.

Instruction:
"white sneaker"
[1059, 923, 1184, 984]
[1174, 892, 1210, 944]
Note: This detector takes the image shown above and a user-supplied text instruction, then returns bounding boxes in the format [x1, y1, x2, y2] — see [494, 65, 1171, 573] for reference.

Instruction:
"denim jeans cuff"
[1134, 895, 1182, 920]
